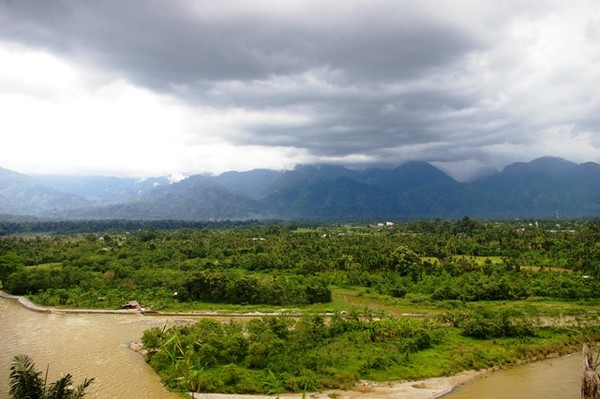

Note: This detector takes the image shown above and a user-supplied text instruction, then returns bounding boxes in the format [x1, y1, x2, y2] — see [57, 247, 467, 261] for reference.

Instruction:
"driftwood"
[582, 344, 600, 399]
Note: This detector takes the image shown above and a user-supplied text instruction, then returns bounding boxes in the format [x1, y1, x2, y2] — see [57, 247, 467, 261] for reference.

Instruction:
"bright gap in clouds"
[0, 43, 309, 178]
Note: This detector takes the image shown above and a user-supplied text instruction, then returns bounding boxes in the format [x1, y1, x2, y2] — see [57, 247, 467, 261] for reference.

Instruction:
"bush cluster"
[440, 307, 536, 339]
[142, 314, 435, 394]
[182, 271, 331, 305]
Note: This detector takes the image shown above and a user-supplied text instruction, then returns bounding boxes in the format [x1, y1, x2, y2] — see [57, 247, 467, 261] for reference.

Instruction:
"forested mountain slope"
[1, 157, 599, 219]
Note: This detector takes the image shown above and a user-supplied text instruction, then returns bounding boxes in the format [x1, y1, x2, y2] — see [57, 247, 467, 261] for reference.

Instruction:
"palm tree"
[8, 355, 43, 399]
[9, 355, 94, 399]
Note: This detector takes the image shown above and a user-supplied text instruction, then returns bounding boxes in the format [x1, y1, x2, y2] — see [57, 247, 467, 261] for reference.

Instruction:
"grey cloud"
[2, 0, 599, 178]
[0, 0, 483, 86]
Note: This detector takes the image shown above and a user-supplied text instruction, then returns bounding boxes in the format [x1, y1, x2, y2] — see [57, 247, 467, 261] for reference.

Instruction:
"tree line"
[0, 219, 599, 310]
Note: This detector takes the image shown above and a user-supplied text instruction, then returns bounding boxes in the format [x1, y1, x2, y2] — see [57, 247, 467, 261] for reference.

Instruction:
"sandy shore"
[189, 371, 482, 399]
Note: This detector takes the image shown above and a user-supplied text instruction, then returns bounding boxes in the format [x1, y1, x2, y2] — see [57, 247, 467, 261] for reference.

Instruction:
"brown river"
[0, 298, 235, 399]
[445, 353, 581, 399]
[0, 297, 583, 399]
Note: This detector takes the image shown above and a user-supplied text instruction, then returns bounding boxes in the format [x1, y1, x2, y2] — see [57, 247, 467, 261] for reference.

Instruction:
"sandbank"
[189, 370, 482, 399]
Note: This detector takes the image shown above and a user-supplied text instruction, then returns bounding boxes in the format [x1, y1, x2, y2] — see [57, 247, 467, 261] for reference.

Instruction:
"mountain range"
[1, 156, 599, 220]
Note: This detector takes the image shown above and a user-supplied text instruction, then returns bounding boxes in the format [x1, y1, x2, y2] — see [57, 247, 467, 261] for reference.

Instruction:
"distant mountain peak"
[529, 156, 576, 166]
[502, 156, 578, 180]
[1, 157, 599, 219]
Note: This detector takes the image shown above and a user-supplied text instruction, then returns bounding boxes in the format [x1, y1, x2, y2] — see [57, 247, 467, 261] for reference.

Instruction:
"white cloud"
[0, 42, 315, 177]
[0, 47, 184, 175]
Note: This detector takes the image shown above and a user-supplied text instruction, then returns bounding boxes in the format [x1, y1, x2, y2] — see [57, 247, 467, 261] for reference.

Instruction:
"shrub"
[442, 307, 536, 339]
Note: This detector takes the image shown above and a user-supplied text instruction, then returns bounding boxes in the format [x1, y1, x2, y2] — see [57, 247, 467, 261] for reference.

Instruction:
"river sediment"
[189, 371, 481, 399]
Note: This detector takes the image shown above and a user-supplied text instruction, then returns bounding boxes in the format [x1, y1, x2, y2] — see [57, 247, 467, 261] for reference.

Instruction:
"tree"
[0, 252, 22, 286]
[9, 355, 94, 399]
[388, 246, 423, 282]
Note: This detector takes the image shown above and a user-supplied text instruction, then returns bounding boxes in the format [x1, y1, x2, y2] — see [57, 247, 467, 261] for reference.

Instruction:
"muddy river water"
[0, 297, 583, 399]
[0, 298, 235, 399]
[445, 353, 581, 399]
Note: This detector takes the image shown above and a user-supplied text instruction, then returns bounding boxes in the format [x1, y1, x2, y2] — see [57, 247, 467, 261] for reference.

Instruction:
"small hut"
[121, 300, 141, 310]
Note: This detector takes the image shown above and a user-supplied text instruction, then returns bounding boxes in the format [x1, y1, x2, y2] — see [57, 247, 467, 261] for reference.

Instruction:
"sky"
[1, 0, 600, 182]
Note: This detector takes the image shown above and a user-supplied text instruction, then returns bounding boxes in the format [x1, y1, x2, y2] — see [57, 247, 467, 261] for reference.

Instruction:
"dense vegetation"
[0, 218, 259, 236]
[1, 218, 600, 394]
[141, 308, 594, 394]
[1, 218, 599, 309]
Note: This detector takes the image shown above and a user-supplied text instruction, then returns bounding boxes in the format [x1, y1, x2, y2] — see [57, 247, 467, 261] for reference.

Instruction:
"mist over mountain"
[1, 157, 599, 220]
[0, 167, 90, 216]
[37, 175, 170, 205]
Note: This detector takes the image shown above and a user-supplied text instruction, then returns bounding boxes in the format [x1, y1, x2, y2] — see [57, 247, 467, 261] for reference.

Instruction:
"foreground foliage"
[8, 355, 94, 399]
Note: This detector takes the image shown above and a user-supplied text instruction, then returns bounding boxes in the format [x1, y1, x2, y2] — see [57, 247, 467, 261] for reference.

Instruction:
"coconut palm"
[8, 355, 43, 399]
[9, 355, 94, 399]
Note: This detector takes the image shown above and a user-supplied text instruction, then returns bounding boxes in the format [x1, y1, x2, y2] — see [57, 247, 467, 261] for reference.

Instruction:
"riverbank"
[0, 290, 432, 319]
[0, 290, 140, 314]
[0, 291, 483, 399]
[189, 371, 482, 399]
[0, 294, 585, 399]
[1, 292, 586, 399]
[0, 290, 299, 317]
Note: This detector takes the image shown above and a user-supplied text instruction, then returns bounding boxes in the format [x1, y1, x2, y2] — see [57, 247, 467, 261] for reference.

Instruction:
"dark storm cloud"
[0, 0, 485, 159]
[217, 72, 488, 160]
[2, 0, 599, 179]
[0, 1, 482, 84]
